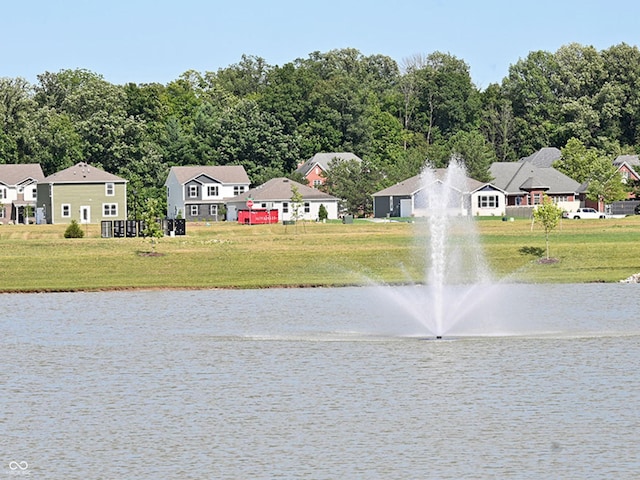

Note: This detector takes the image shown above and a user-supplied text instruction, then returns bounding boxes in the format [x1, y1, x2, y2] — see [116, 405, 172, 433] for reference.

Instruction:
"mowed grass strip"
[1, 216, 639, 292]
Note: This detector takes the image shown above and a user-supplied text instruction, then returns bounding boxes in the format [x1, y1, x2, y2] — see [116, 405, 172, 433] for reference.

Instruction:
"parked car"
[566, 207, 608, 219]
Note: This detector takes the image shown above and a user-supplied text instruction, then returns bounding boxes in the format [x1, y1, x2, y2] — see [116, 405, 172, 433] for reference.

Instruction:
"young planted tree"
[140, 197, 164, 252]
[290, 185, 304, 232]
[532, 195, 564, 261]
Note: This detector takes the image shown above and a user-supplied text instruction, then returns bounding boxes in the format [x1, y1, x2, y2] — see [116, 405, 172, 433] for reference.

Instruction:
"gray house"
[372, 170, 504, 218]
[489, 161, 581, 215]
[165, 165, 250, 221]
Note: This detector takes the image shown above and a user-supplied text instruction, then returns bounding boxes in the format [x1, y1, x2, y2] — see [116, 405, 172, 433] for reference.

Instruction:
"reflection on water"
[2, 285, 639, 479]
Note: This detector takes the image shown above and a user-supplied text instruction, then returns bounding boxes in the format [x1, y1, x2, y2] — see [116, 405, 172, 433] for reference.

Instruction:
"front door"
[80, 206, 91, 224]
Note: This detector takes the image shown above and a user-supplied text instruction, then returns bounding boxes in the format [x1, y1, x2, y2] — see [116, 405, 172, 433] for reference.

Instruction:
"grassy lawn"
[1, 215, 639, 292]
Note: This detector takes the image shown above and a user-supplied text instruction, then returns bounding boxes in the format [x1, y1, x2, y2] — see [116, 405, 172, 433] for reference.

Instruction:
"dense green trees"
[1, 43, 639, 215]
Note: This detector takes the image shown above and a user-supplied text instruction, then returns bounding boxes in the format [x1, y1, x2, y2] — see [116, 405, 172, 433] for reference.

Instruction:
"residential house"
[372, 169, 505, 218]
[613, 154, 640, 197]
[489, 161, 581, 216]
[608, 154, 640, 215]
[37, 162, 127, 224]
[226, 177, 339, 222]
[0, 164, 45, 224]
[295, 152, 362, 188]
[164, 165, 250, 221]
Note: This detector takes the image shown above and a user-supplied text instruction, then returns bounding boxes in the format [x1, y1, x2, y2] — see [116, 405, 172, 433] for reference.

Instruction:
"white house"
[165, 165, 251, 221]
[0, 164, 45, 224]
[226, 177, 339, 222]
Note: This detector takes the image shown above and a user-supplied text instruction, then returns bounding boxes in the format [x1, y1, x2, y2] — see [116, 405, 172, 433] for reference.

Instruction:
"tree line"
[1, 43, 639, 215]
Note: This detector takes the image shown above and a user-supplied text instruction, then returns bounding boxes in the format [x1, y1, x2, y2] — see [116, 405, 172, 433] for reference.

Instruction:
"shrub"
[318, 204, 328, 221]
[64, 219, 85, 238]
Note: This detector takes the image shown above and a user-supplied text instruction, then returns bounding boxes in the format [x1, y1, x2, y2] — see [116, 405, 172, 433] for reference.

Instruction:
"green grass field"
[1, 215, 639, 292]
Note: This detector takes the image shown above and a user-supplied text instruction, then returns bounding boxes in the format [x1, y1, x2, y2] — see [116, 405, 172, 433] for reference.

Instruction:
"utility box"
[101, 221, 113, 238]
[113, 220, 125, 237]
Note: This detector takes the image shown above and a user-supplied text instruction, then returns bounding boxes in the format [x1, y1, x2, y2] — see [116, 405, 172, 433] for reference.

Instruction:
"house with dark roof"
[372, 169, 504, 218]
[295, 152, 362, 188]
[0, 163, 45, 224]
[489, 161, 581, 216]
[164, 165, 250, 221]
[226, 177, 339, 222]
[37, 162, 127, 224]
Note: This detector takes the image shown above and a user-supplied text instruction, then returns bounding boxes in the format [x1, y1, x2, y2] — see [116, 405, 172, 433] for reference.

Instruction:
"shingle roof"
[372, 169, 485, 197]
[613, 154, 640, 167]
[0, 164, 45, 185]
[231, 178, 338, 202]
[166, 165, 250, 185]
[295, 152, 362, 175]
[519, 147, 561, 167]
[43, 162, 126, 183]
[490, 162, 580, 194]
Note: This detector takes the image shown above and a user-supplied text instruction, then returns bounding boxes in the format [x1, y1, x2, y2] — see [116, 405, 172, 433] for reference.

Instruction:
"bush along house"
[164, 165, 250, 222]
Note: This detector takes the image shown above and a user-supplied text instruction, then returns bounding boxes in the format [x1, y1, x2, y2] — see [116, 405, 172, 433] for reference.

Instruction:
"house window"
[313, 179, 322, 187]
[188, 185, 199, 198]
[105, 183, 115, 196]
[61, 204, 71, 218]
[103, 203, 118, 216]
[478, 195, 498, 208]
[283, 202, 289, 213]
[0, 188, 6, 200]
[0, 206, 5, 218]
[209, 204, 218, 216]
[234, 186, 245, 195]
[533, 193, 542, 205]
[304, 202, 310, 213]
[190, 205, 199, 216]
[207, 185, 219, 197]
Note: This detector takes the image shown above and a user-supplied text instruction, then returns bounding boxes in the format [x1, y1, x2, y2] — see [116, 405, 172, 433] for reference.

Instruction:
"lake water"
[2, 284, 639, 479]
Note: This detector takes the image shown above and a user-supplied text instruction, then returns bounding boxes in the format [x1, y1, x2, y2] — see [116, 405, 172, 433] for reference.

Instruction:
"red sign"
[238, 209, 279, 224]
[246, 199, 254, 208]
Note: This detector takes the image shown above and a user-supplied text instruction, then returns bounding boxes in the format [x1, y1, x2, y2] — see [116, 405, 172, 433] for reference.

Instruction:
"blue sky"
[2, 0, 639, 89]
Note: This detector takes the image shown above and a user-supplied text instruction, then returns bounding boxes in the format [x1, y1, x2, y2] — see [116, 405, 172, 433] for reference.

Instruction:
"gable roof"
[165, 165, 250, 186]
[231, 178, 338, 203]
[613, 154, 640, 167]
[43, 162, 126, 183]
[490, 162, 580, 194]
[0, 164, 45, 185]
[372, 169, 486, 197]
[518, 147, 562, 168]
[296, 152, 362, 176]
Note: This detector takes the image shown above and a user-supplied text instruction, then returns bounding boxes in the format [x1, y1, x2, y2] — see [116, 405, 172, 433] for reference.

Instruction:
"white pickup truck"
[564, 207, 608, 219]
